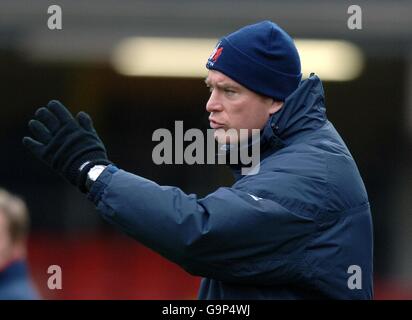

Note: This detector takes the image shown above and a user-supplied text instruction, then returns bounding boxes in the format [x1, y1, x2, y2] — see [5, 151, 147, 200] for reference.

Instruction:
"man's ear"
[268, 100, 284, 115]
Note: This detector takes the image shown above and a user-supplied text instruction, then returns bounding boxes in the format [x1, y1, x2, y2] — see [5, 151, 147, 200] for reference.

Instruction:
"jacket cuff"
[86, 164, 119, 205]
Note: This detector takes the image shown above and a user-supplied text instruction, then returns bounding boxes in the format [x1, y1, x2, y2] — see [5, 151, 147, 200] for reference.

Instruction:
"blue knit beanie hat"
[206, 20, 302, 101]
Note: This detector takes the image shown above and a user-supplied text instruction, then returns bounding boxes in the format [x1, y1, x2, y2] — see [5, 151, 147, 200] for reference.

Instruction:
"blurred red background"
[27, 233, 201, 299]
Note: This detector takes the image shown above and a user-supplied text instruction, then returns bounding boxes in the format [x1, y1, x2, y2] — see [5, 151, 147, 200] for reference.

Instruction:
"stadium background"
[1, 0, 411, 299]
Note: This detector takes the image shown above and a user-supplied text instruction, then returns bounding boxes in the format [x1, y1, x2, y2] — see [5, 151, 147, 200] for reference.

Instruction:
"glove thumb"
[76, 111, 96, 133]
[22, 136, 44, 158]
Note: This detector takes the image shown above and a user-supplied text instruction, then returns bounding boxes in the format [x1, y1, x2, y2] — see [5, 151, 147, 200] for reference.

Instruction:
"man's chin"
[213, 128, 250, 145]
[213, 129, 233, 144]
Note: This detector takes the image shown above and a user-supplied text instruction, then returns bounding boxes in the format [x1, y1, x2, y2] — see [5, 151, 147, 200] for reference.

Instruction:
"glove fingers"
[47, 100, 74, 124]
[35, 107, 60, 133]
[76, 111, 95, 133]
[22, 137, 45, 157]
[28, 120, 52, 144]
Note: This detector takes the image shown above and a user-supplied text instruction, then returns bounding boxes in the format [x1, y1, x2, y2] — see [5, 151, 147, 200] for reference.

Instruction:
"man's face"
[0, 212, 13, 270]
[205, 70, 283, 144]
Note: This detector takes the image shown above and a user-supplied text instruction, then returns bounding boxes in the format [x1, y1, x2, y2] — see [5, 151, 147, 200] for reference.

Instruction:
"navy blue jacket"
[88, 75, 373, 299]
[0, 260, 39, 300]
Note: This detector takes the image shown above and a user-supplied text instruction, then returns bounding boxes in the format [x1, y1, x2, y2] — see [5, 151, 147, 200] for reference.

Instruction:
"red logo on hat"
[211, 47, 223, 62]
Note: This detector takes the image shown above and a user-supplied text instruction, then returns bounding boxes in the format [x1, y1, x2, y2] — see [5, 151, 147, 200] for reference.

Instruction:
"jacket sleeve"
[87, 165, 317, 285]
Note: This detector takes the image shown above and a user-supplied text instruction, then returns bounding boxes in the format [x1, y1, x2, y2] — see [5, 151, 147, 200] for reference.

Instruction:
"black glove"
[22, 100, 112, 193]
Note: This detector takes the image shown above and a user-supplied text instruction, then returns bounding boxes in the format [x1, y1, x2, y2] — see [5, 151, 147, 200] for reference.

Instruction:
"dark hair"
[0, 188, 29, 243]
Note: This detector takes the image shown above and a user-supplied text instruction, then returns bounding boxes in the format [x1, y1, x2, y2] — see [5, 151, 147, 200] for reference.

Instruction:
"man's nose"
[206, 90, 223, 113]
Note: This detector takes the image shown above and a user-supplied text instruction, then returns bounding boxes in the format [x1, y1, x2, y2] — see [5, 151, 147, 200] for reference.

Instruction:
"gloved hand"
[22, 100, 112, 193]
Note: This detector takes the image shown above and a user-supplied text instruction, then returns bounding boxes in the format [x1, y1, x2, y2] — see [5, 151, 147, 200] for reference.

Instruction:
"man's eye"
[224, 89, 235, 95]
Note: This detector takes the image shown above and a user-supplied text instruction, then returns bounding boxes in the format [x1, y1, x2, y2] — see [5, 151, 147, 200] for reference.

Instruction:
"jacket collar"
[268, 74, 327, 146]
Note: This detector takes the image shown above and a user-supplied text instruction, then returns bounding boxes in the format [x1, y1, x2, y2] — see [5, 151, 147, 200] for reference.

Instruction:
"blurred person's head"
[0, 189, 30, 270]
[205, 21, 301, 144]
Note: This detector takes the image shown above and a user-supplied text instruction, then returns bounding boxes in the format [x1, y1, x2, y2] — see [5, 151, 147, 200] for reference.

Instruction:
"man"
[0, 188, 39, 300]
[22, 21, 373, 299]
